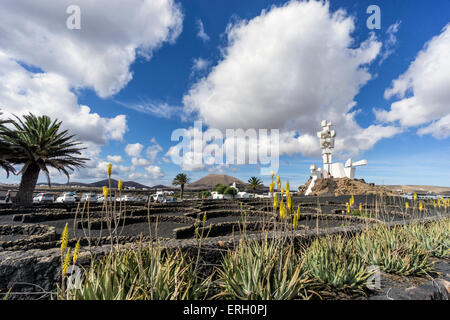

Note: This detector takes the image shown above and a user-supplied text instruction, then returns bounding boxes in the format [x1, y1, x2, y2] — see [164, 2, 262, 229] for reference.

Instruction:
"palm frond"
[172, 173, 190, 186]
[0, 111, 16, 176]
[2, 113, 88, 178]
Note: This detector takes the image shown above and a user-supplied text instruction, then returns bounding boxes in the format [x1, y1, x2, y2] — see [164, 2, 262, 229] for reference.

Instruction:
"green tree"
[215, 183, 227, 194]
[1, 113, 87, 205]
[0, 112, 15, 177]
[247, 177, 263, 197]
[224, 186, 237, 198]
[172, 173, 190, 200]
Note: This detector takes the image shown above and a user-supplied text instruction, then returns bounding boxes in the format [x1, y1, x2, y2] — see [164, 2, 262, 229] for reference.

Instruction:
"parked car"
[56, 193, 76, 203]
[151, 193, 165, 203]
[116, 195, 136, 202]
[33, 193, 54, 204]
[136, 195, 149, 203]
[80, 193, 97, 203]
[97, 195, 115, 203]
[66, 192, 80, 202]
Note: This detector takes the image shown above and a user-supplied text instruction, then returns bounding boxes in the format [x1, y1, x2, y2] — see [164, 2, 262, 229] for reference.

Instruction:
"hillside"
[88, 179, 150, 189]
[386, 185, 450, 194]
[151, 184, 169, 189]
[36, 179, 150, 189]
[187, 174, 246, 190]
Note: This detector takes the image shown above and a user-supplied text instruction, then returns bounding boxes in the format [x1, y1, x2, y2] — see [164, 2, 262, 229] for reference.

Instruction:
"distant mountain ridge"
[187, 174, 246, 190]
[88, 179, 150, 189]
[37, 179, 151, 189]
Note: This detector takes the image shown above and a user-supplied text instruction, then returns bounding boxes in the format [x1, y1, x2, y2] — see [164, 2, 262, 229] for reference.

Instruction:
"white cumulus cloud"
[192, 58, 211, 73]
[0, 0, 184, 182]
[131, 157, 150, 167]
[125, 143, 144, 157]
[146, 138, 164, 163]
[0, 0, 183, 98]
[376, 23, 450, 139]
[0, 51, 128, 145]
[196, 19, 210, 42]
[183, 1, 397, 158]
[107, 155, 124, 163]
[145, 165, 164, 179]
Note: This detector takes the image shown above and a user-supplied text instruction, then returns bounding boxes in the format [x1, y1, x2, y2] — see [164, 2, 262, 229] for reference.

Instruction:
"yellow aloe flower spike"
[271, 171, 274, 178]
[269, 182, 274, 194]
[103, 186, 109, 198]
[73, 240, 81, 265]
[287, 195, 293, 212]
[62, 248, 71, 276]
[346, 202, 350, 214]
[203, 212, 207, 223]
[419, 202, 423, 212]
[286, 180, 290, 193]
[296, 205, 300, 219]
[405, 202, 409, 210]
[273, 193, 278, 210]
[281, 188, 285, 196]
[276, 175, 280, 184]
[359, 203, 362, 212]
[293, 214, 298, 229]
[280, 200, 287, 219]
[107, 163, 112, 177]
[118, 179, 124, 191]
[60, 223, 69, 255]
[414, 193, 417, 201]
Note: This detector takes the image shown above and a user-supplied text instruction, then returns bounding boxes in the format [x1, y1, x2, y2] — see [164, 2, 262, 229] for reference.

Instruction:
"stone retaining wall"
[0, 213, 448, 299]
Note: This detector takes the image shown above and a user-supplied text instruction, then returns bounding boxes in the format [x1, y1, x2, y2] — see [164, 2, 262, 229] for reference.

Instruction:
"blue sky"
[0, 0, 449, 188]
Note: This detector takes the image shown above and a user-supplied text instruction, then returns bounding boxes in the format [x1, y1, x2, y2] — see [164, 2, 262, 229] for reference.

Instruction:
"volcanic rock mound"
[300, 178, 395, 196]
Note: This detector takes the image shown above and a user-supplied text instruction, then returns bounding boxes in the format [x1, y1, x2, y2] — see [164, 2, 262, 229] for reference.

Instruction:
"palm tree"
[1, 113, 88, 205]
[0, 112, 15, 177]
[172, 173, 190, 200]
[224, 186, 237, 199]
[247, 176, 264, 197]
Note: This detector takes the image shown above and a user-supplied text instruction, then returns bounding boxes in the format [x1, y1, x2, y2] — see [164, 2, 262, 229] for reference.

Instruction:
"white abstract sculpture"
[344, 158, 368, 179]
[305, 120, 367, 195]
[317, 120, 336, 176]
[305, 164, 323, 195]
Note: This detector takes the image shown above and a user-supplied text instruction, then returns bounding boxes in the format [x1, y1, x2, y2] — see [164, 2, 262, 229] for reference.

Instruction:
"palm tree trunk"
[16, 164, 40, 206]
[181, 184, 184, 200]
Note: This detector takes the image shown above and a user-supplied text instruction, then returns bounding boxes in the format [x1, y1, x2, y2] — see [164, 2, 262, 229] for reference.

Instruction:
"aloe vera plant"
[215, 238, 314, 300]
[352, 225, 434, 276]
[64, 245, 211, 300]
[302, 235, 371, 294]
[403, 219, 449, 259]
